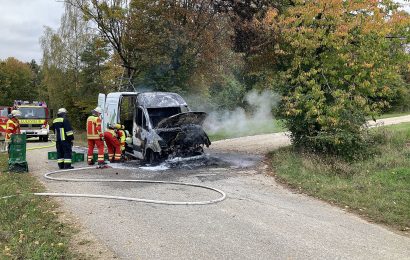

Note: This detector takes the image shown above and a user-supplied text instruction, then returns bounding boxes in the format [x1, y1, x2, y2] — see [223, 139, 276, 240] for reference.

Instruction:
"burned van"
[98, 92, 211, 163]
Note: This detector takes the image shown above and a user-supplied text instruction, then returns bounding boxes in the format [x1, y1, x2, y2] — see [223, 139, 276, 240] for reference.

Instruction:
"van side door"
[133, 106, 150, 159]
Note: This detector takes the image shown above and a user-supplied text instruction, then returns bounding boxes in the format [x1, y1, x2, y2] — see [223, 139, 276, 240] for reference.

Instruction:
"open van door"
[104, 92, 138, 132]
[98, 93, 106, 131]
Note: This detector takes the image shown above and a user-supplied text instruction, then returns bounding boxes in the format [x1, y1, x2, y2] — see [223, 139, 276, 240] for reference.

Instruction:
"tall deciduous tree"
[66, 0, 239, 95]
[40, 3, 94, 126]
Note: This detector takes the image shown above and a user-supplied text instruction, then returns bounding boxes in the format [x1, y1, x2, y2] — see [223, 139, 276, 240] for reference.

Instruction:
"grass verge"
[0, 153, 79, 259]
[270, 122, 410, 233]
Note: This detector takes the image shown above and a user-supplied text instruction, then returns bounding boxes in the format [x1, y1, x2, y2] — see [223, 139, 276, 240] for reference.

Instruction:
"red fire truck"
[13, 100, 50, 141]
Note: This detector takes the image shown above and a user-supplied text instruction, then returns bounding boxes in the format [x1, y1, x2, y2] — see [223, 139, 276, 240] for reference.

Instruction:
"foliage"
[66, 0, 240, 96]
[40, 4, 115, 128]
[254, 1, 410, 158]
[209, 76, 247, 110]
[0, 58, 38, 105]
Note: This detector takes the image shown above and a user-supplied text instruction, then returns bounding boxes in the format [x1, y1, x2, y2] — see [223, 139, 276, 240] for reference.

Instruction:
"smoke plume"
[203, 90, 279, 138]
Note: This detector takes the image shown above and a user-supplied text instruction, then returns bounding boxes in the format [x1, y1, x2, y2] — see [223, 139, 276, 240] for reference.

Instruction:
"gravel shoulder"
[25, 116, 410, 259]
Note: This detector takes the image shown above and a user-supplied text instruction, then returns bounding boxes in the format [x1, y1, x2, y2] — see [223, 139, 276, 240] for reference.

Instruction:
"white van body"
[98, 92, 210, 163]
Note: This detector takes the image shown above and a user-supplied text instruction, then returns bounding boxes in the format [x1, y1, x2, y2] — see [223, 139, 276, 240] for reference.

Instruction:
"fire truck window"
[19, 107, 46, 118]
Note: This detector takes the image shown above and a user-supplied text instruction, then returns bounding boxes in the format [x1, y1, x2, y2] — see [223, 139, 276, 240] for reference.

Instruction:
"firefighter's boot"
[64, 163, 74, 169]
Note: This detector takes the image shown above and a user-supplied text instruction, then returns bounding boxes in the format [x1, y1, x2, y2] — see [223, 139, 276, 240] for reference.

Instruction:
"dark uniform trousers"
[56, 141, 73, 169]
[52, 116, 74, 169]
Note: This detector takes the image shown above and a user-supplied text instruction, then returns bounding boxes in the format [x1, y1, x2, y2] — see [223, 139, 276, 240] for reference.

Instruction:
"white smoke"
[203, 90, 279, 138]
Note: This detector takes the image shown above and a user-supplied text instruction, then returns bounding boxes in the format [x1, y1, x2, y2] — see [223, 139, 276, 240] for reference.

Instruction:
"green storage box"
[72, 152, 85, 163]
[48, 151, 84, 163]
[48, 151, 58, 160]
[93, 153, 109, 162]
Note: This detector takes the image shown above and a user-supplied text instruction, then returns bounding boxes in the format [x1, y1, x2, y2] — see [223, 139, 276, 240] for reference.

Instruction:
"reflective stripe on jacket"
[5, 118, 20, 141]
[86, 115, 102, 139]
[51, 117, 74, 142]
[118, 130, 126, 151]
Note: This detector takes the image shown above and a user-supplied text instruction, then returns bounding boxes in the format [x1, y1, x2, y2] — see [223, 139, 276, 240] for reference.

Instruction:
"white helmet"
[57, 108, 67, 114]
[11, 110, 22, 117]
[93, 107, 103, 114]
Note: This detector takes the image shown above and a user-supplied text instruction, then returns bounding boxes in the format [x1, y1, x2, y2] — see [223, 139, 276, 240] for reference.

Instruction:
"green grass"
[270, 122, 410, 231]
[0, 153, 80, 259]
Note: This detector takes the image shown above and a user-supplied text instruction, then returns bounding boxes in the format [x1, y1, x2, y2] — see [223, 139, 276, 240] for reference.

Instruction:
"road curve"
[24, 116, 410, 259]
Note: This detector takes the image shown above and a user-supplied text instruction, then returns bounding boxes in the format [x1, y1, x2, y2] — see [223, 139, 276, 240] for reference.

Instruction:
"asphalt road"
[26, 116, 410, 259]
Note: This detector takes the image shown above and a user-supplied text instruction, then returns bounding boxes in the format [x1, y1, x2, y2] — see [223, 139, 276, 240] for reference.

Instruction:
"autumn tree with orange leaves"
[255, 0, 410, 158]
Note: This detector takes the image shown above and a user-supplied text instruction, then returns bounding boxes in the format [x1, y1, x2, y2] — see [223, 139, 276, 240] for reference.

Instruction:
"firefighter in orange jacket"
[86, 107, 105, 166]
[104, 124, 121, 163]
[5, 110, 22, 153]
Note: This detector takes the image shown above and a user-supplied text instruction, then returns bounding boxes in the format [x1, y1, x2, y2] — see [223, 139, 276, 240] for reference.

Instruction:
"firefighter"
[115, 124, 127, 155]
[5, 110, 22, 153]
[51, 108, 74, 169]
[104, 124, 121, 163]
[86, 107, 105, 166]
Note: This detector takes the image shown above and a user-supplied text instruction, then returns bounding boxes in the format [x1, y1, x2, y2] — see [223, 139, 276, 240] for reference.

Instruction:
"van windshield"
[19, 107, 46, 119]
[147, 107, 181, 128]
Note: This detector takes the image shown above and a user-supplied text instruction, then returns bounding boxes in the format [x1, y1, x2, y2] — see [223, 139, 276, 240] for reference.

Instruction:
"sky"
[0, 0, 408, 64]
[0, 0, 64, 63]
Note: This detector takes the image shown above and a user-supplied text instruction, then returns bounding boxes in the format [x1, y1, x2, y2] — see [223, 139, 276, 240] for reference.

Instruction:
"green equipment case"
[48, 151, 85, 163]
[8, 134, 28, 172]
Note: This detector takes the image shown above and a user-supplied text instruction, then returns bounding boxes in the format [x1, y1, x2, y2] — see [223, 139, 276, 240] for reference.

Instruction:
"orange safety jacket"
[5, 118, 20, 141]
[86, 115, 103, 140]
[118, 130, 126, 151]
[105, 129, 116, 138]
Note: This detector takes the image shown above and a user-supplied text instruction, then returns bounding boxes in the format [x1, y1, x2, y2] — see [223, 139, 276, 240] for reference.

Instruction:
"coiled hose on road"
[3, 141, 227, 205]
[38, 166, 226, 205]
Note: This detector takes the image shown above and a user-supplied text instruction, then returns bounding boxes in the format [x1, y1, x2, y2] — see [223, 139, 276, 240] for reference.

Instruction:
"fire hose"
[3, 139, 227, 205]
[37, 166, 226, 205]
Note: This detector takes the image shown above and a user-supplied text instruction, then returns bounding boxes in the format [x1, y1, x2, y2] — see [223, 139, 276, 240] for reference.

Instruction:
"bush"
[263, 1, 409, 160]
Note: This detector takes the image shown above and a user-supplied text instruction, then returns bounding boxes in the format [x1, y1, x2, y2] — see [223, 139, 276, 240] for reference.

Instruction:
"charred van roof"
[137, 92, 187, 108]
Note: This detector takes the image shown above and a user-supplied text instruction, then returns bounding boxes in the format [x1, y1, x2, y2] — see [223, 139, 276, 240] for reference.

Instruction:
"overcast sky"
[0, 0, 408, 64]
[0, 0, 64, 63]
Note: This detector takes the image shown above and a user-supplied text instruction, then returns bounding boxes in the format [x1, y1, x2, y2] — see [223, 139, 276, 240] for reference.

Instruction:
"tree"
[256, 0, 410, 158]
[65, 0, 240, 95]
[40, 3, 94, 127]
[0, 57, 36, 105]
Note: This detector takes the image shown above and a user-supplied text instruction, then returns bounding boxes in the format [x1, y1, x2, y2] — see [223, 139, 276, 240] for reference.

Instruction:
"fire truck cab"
[13, 100, 50, 142]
